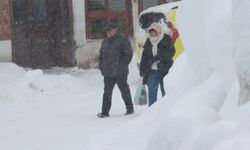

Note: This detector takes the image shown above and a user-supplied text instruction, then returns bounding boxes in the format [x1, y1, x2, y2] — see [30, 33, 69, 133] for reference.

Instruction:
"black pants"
[102, 76, 134, 113]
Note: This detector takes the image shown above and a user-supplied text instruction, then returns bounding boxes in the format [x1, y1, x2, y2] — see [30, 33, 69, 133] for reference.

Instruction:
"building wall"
[0, 0, 11, 40]
[0, 0, 12, 62]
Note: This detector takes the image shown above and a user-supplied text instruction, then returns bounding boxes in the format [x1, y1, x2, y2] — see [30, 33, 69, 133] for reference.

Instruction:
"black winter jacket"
[99, 33, 133, 77]
[139, 34, 176, 84]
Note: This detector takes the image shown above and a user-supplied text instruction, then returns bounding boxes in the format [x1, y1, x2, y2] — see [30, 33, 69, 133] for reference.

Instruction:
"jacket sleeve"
[121, 38, 133, 66]
[139, 39, 150, 77]
[157, 35, 176, 79]
[158, 35, 176, 62]
[139, 49, 147, 77]
[98, 41, 104, 71]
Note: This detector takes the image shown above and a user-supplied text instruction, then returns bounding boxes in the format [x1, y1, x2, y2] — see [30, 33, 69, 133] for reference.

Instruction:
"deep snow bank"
[146, 0, 244, 150]
[177, 0, 237, 91]
[144, 0, 241, 149]
[0, 63, 90, 104]
[145, 0, 250, 150]
[146, 73, 226, 150]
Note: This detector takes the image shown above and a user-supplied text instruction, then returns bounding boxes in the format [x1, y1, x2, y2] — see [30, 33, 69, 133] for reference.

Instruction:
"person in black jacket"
[97, 22, 134, 118]
[139, 23, 175, 106]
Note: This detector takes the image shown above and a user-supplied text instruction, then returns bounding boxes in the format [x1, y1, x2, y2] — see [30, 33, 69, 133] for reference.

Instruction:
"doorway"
[10, 0, 76, 68]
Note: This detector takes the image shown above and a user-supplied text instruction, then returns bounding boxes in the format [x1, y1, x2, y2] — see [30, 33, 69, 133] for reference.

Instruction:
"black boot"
[125, 109, 134, 115]
[97, 112, 109, 118]
[125, 105, 134, 115]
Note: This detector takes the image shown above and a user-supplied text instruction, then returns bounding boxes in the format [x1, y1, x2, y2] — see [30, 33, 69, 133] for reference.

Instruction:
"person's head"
[105, 22, 118, 38]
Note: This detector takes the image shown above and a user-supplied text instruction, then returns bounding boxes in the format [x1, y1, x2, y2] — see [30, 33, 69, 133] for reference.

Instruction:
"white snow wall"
[233, 0, 250, 104]
[177, 0, 237, 92]
[176, 0, 250, 111]
[0, 40, 12, 62]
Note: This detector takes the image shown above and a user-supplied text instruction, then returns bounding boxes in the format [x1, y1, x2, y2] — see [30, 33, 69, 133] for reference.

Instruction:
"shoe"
[125, 110, 134, 115]
[97, 112, 109, 118]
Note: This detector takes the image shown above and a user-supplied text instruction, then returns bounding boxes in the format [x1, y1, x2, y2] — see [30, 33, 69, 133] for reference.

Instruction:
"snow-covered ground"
[0, 52, 196, 150]
[1, 0, 250, 150]
[0, 55, 147, 150]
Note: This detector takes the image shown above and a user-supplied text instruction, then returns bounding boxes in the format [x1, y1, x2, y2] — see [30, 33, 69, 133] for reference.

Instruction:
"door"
[11, 0, 76, 68]
[11, 0, 30, 67]
[29, 0, 51, 68]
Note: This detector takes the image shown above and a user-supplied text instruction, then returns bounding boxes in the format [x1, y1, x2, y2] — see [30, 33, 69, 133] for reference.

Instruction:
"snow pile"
[177, 0, 236, 90]
[0, 63, 26, 103]
[0, 58, 148, 150]
[22, 70, 86, 93]
[145, 73, 226, 150]
[0, 63, 90, 104]
[145, 0, 250, 150]
[233, 0, 250, 104]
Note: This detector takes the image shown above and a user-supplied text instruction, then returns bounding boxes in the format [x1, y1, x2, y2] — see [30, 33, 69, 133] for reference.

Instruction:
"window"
[109, 0, 126, 11]
[88, 0, 105, 11]
[32, 0, 47, 22]
[91, 19, 107, 35]
[144, 0, 159, 9]
[86, 0, 133, 38]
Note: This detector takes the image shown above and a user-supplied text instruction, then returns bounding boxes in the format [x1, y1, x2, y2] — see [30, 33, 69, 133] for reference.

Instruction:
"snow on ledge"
[0, 40, 12, 62]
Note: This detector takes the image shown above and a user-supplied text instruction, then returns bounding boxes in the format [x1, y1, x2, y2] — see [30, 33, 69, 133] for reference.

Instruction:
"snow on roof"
[139, 1, 181, 18]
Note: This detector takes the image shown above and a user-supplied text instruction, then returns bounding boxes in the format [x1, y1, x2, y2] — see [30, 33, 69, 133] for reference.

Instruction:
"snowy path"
[0, 63, 147, 150]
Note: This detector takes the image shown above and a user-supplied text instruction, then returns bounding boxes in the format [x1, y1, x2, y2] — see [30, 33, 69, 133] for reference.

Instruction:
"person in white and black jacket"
[139, 23, 176, 106]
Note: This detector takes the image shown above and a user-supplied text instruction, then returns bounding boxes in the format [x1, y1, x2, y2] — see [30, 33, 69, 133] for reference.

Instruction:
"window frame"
[87, 0, 106, 11]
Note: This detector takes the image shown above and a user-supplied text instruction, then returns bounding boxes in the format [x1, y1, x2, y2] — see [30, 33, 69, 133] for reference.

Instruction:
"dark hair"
[104, 22, 118, 32]
[139, 12, 166, 29]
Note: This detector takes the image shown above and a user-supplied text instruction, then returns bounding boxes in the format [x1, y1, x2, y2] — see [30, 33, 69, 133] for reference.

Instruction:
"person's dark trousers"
[102, 76, 134, 114]
[147, 70, 161, 106]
